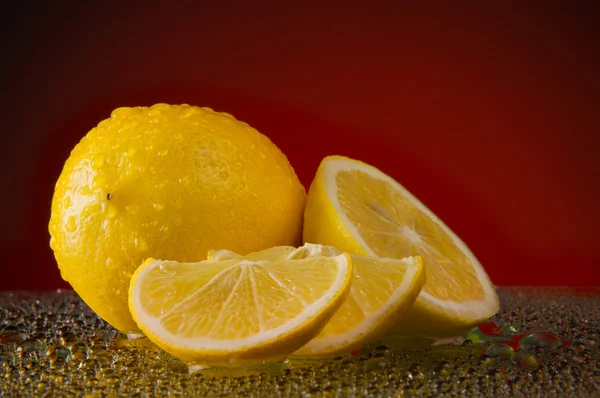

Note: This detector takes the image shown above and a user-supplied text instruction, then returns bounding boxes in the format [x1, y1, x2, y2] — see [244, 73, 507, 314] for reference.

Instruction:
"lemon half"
[303, 156, 499, 337]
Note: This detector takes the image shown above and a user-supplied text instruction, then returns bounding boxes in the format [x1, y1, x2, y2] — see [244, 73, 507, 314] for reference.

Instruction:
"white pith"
[322, 157, 498, 320]
[130, 254, 351, 351]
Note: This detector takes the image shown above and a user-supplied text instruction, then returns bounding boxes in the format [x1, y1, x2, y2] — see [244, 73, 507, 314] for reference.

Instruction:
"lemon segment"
[292, 246, 425, 356]
[207, 243, 426, 357]
[128, 253, 352, 366]
[303, 156, 499, 337]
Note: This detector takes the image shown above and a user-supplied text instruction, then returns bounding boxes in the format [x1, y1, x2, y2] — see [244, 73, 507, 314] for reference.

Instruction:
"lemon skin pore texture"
[49, 104, 306, 333]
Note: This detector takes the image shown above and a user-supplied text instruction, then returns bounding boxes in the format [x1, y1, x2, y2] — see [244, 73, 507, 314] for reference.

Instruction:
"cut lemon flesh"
[209, 243, 426, 356]
[303, 156, 499, 337]
[207, 246, 296, 262]
[128, 252, 352, 366]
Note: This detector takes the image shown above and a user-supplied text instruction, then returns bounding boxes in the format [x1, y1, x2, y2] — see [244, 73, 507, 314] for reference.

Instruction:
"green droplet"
[466, 326, 509, 344]
[486, 344, 515, 359]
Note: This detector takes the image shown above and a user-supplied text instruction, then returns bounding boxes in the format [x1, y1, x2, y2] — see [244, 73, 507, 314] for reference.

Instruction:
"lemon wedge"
[303, 156, 499, 337]
[128, 252, 352, 366]
[209, 243, 425, 356]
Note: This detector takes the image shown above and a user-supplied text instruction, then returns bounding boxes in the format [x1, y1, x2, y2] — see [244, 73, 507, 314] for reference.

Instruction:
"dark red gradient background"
[2, 2, 599, 290]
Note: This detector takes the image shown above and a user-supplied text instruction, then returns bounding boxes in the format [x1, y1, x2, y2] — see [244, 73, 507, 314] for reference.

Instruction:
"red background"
[2, 2, 599, 290]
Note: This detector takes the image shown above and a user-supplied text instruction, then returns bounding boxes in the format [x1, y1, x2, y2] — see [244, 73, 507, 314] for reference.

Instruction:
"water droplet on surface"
[520, 332, 561, 349]
[91, 336, 109, 348]
[365, 356, 387, 372]
[134, 237, 148, 252]
[86, 377, 100, 386]
[67, 340, 88, 354]
[582, 337, 597, 349]
[180, 176, 192, 186]
[92, 154, 106, 169]
[50, 373, 65, 385]
[66, 216, 77, 232]
[433, 360, 451, 376]
[105, 203, 118, 219]
[94, 350, 117, 365]
[372, 345, 390, 356]
[16, 339, 46, 356]
[71, 350, 88, 363]
[486, 344, 515, 359]
[513, 351, 538, 368]
[36, 381, 48, 390]
[92, 174, 107, 189]
[125, 204, 140, 215]
[127, 146, 139, 157]
[172, 197, 183, 209]
[48, 353, 66, 366]
[46, 344, 70, 359]
[106, 375, 121, 385]
[466, 324, 508, 344]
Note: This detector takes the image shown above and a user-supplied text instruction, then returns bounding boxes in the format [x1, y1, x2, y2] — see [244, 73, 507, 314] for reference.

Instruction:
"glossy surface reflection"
[0, 288, 598, 396]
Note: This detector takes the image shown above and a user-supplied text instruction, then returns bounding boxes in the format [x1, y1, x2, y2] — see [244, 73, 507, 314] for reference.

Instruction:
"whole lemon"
[49, 104, 306, 332]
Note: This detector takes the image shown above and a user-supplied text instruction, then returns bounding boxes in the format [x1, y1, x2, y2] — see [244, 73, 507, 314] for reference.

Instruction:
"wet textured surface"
[0, 288, 598, 397]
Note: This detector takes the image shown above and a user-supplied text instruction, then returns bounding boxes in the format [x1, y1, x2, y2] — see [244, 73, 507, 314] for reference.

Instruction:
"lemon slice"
[303, 156, 499, 337]
[209, 243, 426, 356]
[291, 244, 426, 356]
[128, 252, 352, 366]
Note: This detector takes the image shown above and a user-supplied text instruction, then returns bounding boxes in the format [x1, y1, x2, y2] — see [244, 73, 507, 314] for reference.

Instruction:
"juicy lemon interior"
[336, 169, 485, 302]
[313, 255, 419, 337]
[210, 246, 417, 336]
[138, 257, 347, 340]
[208, 244, 425, 356]
[290, 247, 417, 336]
